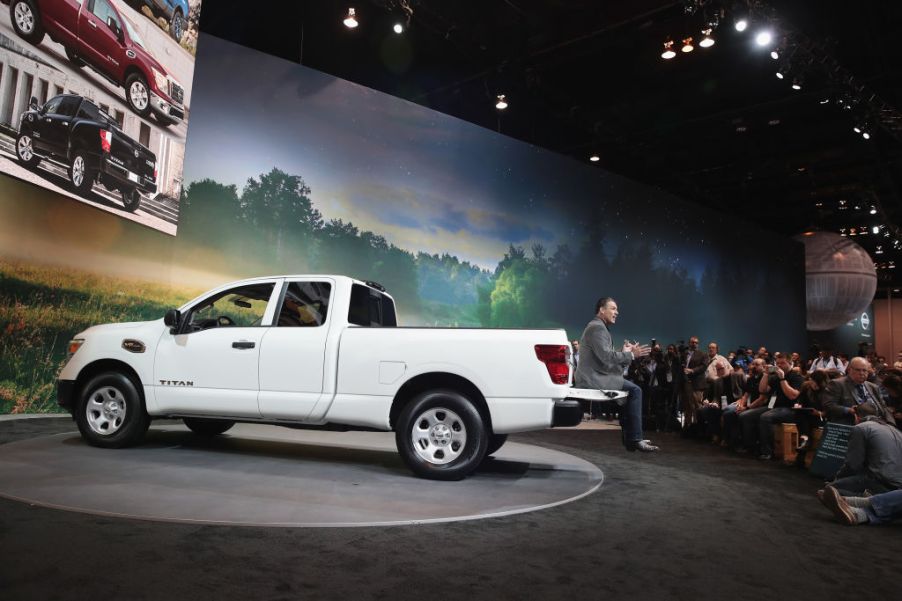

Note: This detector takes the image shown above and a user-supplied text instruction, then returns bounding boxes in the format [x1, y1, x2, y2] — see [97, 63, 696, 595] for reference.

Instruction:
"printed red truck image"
[8, 0, 186, 126]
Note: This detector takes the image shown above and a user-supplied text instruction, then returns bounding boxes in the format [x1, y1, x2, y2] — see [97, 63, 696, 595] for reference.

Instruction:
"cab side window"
[90, 0, 119, 31]
[186, 283, 274, 332]
[348, 284, 397, 327]
[56, 97, 81, 118]
[42, 96, 63, 115]
[276, 282, 331, 327]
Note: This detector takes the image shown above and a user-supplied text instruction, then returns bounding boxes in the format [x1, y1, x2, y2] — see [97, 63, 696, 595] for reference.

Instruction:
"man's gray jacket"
[574, 317, 633, 396]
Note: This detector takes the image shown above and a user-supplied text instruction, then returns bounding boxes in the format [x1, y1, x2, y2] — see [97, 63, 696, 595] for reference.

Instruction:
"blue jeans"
[758, 407, 794, 455]
[620, 379, 644, 444]
[866, 488, 902, 524]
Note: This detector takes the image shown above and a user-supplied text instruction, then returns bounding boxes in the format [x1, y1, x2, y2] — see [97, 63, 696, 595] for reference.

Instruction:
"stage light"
[393, 22, 404, 34]
[853, 126, 862, 133]
[755, 31, 773, 46]
[862, 131, 871, 140]
[875, 245, 883, 255]
[495, 94, 508, 110]
[870, 206, 877, 215]
[343, 8, 358, 28]
[872, 226, 880, 234]
[791, 78, 802, 90]
[775, 69, 785, 80]
[699, 28, 715, 48]
[681, 37, 694, 53]
[589, 154, 600, 162]
[770, 50, 779, 60]
[735, 18, 748, 32]
[661, 39, 676, 59]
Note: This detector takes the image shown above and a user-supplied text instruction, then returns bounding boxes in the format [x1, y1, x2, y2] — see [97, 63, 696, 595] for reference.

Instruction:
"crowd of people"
[570, 330, 902, 526]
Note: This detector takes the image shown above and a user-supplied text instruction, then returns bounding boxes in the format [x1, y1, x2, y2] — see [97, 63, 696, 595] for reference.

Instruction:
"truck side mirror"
[29, 96, 38, 111]
[107, 17, 123, 42]
[164, 309, 181, 333]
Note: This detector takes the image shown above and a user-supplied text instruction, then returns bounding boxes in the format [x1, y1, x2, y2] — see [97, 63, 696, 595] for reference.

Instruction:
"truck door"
[78, 0, 123, 80]
[38, 95, 80, 155]
[153, 281, 280, 418]
[258, 280, 333, 421]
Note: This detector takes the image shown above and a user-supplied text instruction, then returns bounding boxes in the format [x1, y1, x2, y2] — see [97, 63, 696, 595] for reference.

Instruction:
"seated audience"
[754, 353, 803, 460]
[723, 358, 765, 450]
[794, 369, 829, 451]
[822, 357, 896, 426]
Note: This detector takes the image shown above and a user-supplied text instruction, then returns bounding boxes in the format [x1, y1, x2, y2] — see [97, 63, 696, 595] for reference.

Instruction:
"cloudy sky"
[183, 35, 741, 275]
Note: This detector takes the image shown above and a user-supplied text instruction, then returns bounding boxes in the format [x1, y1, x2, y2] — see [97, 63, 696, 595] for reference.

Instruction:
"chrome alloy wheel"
[17, 135, 33, 161]
[85, 386, 128, 436]
[129, 81, 148, 110]
[410, 407, 467, 465]
[14, 2, 35, 34]
[71, 155, 85, 187]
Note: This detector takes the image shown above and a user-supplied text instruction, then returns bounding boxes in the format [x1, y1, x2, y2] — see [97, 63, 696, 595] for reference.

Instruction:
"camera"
[767, 365, 777, 374]
[651, 338, 657, 348]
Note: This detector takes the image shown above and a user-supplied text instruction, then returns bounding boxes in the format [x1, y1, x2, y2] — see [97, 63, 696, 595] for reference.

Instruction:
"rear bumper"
[101, 155, 156, 193]
[552, 398, 583, 427]
[57, 379, 76, 414]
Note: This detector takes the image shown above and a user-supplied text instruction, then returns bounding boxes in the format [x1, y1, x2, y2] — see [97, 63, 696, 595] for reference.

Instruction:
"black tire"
[395, 389, 488, 480]
[64, 46, 83, 68]
[485, 433, 508, 456]
[75, 372, 150, 448]
[121, 188, 141, 212]
[68, 150, 95, 196]
[9, 0, 45, 45]
[169, 9, 186, 42]
[15, 132, 39, 168]
[125, 72, 151, 117]
[183, 417, 235, 436]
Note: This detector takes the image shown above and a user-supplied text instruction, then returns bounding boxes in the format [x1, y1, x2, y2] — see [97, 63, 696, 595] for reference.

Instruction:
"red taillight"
[153, 167, 157, 183]
[535, 344, 570, 385]
[99, 129, 112, 153]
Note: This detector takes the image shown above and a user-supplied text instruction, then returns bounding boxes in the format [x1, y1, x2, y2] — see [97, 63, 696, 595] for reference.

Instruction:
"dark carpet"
[1, 417, 899, 601]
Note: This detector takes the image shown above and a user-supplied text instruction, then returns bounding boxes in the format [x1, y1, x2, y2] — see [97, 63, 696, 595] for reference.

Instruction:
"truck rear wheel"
[121, 188, 141, 212]
[10, 0, 45, 45]
[75, 372, 150, 448]
[183, 418, 235, 436]
[169, 8, 186, 42]
[395, 389, 488, 480]
[68, 151, 95, 196]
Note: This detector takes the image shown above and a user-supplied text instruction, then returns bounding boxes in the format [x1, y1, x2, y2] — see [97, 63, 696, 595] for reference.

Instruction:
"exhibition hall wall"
[0, 34, 807, 414]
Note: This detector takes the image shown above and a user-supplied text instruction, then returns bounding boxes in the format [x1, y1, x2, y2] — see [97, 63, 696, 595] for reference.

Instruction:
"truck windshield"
[348, 284, 397, 327]
[123, 17, 145, 49]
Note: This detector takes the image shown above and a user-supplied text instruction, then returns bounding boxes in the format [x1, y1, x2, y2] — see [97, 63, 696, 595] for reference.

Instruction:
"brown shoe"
[821, 486, 857, 525]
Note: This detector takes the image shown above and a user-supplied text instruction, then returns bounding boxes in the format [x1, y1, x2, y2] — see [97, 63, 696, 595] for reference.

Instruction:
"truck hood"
[77, 319, 163, 339]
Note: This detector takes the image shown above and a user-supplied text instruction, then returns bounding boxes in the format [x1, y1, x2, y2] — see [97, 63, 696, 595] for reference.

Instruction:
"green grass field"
[0, 259, 198, 414]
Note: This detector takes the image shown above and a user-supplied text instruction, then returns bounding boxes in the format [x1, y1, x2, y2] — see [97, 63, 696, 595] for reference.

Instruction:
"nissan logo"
[860, 312, 870, 330]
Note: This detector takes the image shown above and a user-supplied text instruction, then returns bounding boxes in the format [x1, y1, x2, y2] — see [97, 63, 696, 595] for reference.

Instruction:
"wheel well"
[74, 359, 145, 406]
[390, 373, 493, 433]
[124, 66, 145, 85]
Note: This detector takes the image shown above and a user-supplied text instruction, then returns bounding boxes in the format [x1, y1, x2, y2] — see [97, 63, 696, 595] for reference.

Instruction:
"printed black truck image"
[8, 0, 186, 125]
[16, 94, 157, 212]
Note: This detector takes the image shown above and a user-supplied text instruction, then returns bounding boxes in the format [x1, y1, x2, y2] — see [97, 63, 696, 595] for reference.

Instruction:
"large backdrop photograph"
[0, 0, 203, 235]
[0, 33, 807, 414]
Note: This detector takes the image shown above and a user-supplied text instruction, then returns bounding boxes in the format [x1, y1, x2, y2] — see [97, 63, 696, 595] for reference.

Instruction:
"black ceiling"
[199, 0, 902, 291]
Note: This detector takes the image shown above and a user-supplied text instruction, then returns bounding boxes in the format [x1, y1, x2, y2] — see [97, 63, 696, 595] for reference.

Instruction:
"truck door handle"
[88, 20, 97, 28]
[232, 341, 255, 349]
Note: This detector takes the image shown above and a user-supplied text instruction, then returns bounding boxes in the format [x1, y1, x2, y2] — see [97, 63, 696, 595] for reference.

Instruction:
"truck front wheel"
[125, 73, 151, 117]
[10, 0, 45, 45]
[15, 133, 39, 168]
[75, 372, 150, 448]
[395, 389, 488, 480]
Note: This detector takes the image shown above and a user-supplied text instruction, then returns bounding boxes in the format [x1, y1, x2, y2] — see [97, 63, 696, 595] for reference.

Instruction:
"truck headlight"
[66, 338, 85, 361]
[151, 67, 168, 93]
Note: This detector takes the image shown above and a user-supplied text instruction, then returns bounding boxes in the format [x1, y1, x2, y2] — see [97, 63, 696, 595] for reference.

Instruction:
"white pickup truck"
[58, 275, 583, 479]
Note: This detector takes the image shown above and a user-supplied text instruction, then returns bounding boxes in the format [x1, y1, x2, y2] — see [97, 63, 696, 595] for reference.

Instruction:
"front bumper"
[57, 379, 76, 414]
[149, 90, 184, 122]
[552, 398, 583, 427]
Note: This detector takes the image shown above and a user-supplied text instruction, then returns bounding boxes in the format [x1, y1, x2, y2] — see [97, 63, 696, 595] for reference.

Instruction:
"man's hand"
[774, 366, 785, 380]
[625, 342, 651, 358]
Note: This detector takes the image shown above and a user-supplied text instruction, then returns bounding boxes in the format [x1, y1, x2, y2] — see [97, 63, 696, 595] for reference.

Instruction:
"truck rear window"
[348, 284, 396, 327]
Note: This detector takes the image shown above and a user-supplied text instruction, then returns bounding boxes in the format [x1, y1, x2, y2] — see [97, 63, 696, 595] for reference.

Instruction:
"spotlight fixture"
[661, 39, 676, 59]
[872, 226, 880, 234]
[343, 8, 358, 28]
[791, 77, 802, 90]
[862, 131, 871, 140]
[734, 18, 748, 32]
[495, 94, 508, 110]
[870, 206, 878, 215]
[770, 50, 779, 60]
[681, 37, 694, 53]
[699, 28, 715, 48]
[775, 69, 785, 80]
[853, 126, 862, 133]
[393, 22, 404, 34]
[755, 31, 773, 46]
[875, 245, 883, 255]
[589, 154, 600, 162]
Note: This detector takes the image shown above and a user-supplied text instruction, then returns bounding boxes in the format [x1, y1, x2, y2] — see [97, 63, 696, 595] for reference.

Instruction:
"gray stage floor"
[0, 423, 603, 526]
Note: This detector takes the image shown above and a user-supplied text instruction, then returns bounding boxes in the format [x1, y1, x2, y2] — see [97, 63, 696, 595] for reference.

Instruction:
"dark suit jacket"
[574, 318, 633, 392]
[683, 349, 708, 391]
[823, 377, 896, 426]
